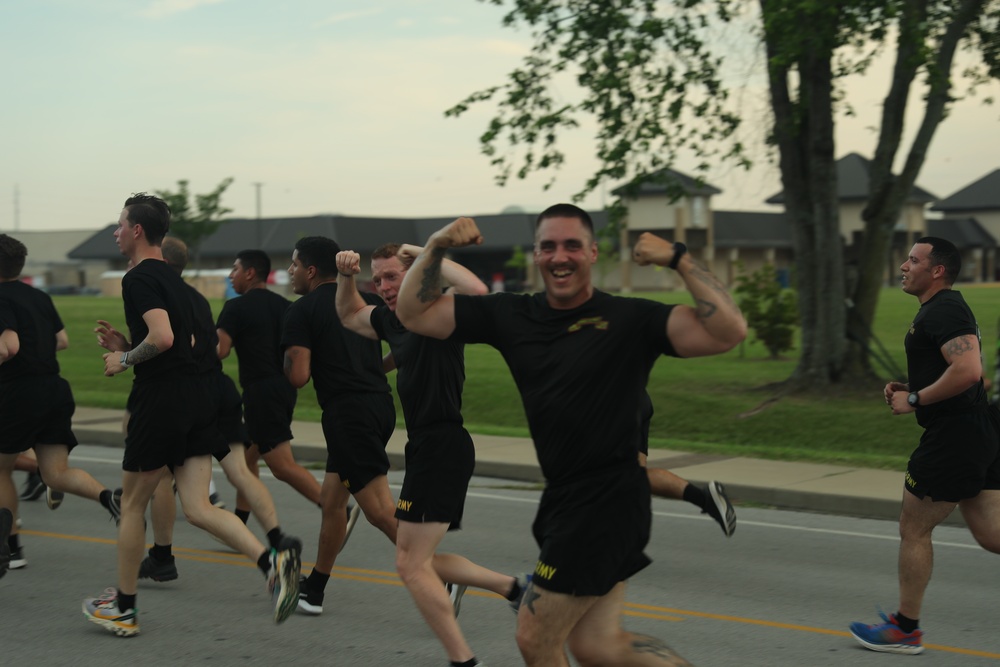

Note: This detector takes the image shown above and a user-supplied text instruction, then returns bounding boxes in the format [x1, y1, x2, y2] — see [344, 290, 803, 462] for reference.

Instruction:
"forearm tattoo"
[416, 246, 447, 304]
[630, 634, 693, 666]
[128, 340, 160, 365]
[944, 335, 975, 357]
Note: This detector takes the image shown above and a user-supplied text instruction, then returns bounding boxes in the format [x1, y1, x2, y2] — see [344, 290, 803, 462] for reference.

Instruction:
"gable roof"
[926, 217, 996, 249]
[766, 153, 937, 205]
[930, 169, 1000, 212]
[612, 168, 722, 199]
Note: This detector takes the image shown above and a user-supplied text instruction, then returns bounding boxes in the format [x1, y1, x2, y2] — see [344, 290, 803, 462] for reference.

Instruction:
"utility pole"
[252, 182, 263, 247]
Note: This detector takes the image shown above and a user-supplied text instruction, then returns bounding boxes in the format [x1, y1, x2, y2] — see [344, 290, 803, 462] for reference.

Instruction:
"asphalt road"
[4, 445, 999, 666]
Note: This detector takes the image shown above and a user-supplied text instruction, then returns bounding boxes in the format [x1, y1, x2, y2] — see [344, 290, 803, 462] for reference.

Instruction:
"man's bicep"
[404, 294, 457, 340]
[941, 334, 981, 368]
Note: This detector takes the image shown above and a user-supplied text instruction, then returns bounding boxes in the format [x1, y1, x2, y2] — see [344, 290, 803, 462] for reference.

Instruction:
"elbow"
[287, 372, 308, 389]
[470, 283, 489, 296]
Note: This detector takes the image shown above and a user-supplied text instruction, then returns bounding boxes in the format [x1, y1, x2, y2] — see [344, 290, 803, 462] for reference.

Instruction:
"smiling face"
[533, 215, 598, 310]
[371, 255, 406, 311]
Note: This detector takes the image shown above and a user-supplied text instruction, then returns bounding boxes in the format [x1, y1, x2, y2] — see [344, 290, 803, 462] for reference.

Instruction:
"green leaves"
[154, 177, 234, 263]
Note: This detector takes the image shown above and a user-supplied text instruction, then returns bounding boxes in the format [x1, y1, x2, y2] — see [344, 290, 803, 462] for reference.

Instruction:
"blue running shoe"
[849, 611, 923, 655]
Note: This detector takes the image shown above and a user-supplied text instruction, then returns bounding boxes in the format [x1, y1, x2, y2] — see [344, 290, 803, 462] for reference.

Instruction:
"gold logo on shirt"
[567, 316, 609, 333]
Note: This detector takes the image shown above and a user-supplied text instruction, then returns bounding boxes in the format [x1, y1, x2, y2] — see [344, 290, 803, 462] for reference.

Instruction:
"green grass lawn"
[49, 284, 1000, 470]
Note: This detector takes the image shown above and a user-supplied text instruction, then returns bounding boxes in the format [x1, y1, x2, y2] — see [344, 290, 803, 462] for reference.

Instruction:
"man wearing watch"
[851, 237, 1000, 655]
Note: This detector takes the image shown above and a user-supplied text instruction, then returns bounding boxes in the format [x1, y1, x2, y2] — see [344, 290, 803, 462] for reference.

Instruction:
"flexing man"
[82, 195, 300, 636]
[336, 243, 521, 666]
[397, 206, 746, 666]
[0, 234, 121, 572]
[850, 237, 1000, 655]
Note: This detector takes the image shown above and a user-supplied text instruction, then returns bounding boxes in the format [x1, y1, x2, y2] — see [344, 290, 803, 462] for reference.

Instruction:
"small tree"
[155, 178, 234, 270]
[505, 245, 528, 288]
[734, 263, 798, 360]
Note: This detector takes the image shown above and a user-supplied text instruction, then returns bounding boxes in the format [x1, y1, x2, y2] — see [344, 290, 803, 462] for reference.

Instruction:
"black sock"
[118, 591, 137, 612]
[150, 543, 173, 561]
[682, 483, 708, 511]
[235, 508, 251, 524]
[257, 550, 271, 575]
[506, 578, 521, 601]
[99, 489, 113, 511]
[306, 569, 330, 592]
[266, 527, 283, 550]
[450, 659, 479, 667]
[895, 611, 919, 633]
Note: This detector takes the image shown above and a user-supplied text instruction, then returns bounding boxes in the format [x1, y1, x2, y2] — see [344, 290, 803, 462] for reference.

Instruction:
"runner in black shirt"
[851, 238, 1000, 655]
[281, 236, 395, 616]
[83, 195, 300, 637]
[0, 233, 121, 572]
[216, 250, 323, 513]
[336, 242, 519, 666]
[397, 206, 746, 667]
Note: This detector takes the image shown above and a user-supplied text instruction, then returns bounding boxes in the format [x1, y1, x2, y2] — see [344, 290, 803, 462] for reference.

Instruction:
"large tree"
[155, 177, 234, 270]
[448, 0, 999, 387]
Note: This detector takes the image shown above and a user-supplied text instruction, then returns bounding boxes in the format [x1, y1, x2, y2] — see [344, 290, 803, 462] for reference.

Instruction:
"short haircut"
[916, 236, 961, 285]
[372, 243, 411, 269]
[294, 236, 341, 279]
[236, 249, 271, 281]
[161, 236, 188, 275]
[535, 203, 595, 239]
[123, 193, 171, 246]
[0, 234, 27, 280]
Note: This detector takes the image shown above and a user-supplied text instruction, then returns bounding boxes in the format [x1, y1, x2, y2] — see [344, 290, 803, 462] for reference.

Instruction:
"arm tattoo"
[416, 246, 447, 304]
[944, 335, 975, 357]
[695, 298, 717, 322]
[521, 580, 542, 615]
[630, 634, 692, 666]
[128, 340, 160, 365]
[689, 263, 736, 306]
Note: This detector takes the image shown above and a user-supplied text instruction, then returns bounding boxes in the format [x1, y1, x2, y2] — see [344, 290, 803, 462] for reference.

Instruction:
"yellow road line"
[23, 529, 1000, 659]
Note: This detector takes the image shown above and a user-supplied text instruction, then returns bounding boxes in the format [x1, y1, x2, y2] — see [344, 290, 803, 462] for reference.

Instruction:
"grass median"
[52, 283, 1000, 470]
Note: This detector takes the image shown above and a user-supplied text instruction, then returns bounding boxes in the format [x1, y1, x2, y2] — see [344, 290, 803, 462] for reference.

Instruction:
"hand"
[884, 381, 908, 406]
[397, 244, 424, 265]
[335, 251, 361, 276]
[889, 389, 915, 415]
[430, 217, 483, 249]
[103, 351, 126, 377]
[95, 320, 128, 352]
[632, 233, 674, 267]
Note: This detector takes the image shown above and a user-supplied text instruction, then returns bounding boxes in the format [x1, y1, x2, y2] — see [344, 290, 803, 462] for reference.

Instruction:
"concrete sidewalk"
[71, 406, 924, 525]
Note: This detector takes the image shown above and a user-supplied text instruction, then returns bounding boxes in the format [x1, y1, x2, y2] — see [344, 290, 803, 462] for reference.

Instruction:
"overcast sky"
[1, 0, 997, 232]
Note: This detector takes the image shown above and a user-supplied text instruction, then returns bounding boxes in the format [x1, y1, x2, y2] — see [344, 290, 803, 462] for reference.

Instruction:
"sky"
[1, 0, 998, 232]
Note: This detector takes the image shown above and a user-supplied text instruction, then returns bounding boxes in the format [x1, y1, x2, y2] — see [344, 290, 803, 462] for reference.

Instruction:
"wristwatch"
[907, 391, 920, 407]
[120, 352, 132, 368]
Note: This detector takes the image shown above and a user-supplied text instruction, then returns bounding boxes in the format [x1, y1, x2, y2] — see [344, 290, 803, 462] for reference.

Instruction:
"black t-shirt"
[371, 305, 464, 431]
[186, 284, 222, 375]
[454, 289, 677, 484]
[280, 282, 389, 409]
[905, 289, 987, 426]
[122, 259, 198, 383]
[0, 280, 63, 382]
[217, 288, 291, 387]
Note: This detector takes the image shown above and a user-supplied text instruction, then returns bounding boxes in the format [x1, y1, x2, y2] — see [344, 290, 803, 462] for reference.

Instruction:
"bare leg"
[219, 443, 278, 532]
[234, 445, 262, 514]
[34, 444, 108, 502]
[118, 469, 164, 595]
[149, 470, 175, 546]
[313, 472, 351, 574]
[0, 454, 19, 537]
[959, 489, 1000, 553]
[262, 442, 322, 506]
[897, 491, 956, 619]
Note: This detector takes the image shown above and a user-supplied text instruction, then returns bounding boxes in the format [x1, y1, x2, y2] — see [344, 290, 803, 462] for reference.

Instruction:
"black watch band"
[668, 242, 687, 270]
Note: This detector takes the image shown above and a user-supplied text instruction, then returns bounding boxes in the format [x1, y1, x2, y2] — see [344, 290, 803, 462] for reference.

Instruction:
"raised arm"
[633, 233, 747, 358]
[335, 250, 378, 341]
[396, 217, 483, 340]
[398, 244, 488, 297]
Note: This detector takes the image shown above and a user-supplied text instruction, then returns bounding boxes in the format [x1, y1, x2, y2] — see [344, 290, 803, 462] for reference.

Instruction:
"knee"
[516, 619, 554, 665]
[394, 551, 419, 584]
[180, 501, 212, 528]
[970, 529, 1000, 554]
[568, 633, 622, 666]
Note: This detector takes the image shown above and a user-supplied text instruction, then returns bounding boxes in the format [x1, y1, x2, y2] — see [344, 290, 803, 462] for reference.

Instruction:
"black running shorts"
[0, 375, 78, 454]
[320, 392, 395, 492]
[395, 423, 476, 530]
[242, 376, 296, 452]
[905, 406, 1000, 503]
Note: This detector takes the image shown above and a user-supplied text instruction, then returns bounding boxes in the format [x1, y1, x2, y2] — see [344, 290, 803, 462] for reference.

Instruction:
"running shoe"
[704, 481, 736, 537]
[83, 588, 139, 637]
[46, 486, 64, 510]
[9, 546, 26, 570]
[509, 574, 532, 614]
[19, 472, 45, 501]
[849, 611, 924, 655]
[108, 488, 123, 524]
[297, 574, 324, 615]
[139, 553, 179, 582]
[209, 492, 226, 509]
[266, 536, 302, 624]
[340, 503, 361, 554]
[446, 582, 468, 617]
[0, 508, 12, 579]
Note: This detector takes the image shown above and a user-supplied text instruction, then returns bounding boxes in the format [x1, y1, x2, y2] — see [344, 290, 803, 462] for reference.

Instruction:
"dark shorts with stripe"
[124, 376, 226, 472]
[531, 464, 652, 597]
[242, 376, 296, 452]
[320, 392, 395, 493]
[905, 405, 1000, 503]
[395, 422, 476, 530]
[0, 375, 78, 454]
